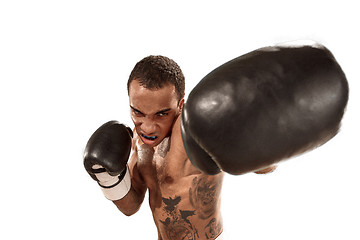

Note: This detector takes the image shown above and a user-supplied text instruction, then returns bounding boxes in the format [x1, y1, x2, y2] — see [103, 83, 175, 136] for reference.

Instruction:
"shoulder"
[170, 113, 187, 156]
[169, 114, 205, 175]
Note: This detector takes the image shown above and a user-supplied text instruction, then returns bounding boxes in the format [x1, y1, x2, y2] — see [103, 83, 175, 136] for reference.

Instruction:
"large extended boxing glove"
[181, 41, 349, 175]
[84, 121, 133, 200]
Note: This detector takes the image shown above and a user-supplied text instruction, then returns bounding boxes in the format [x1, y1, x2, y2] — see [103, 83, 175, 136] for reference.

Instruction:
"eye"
[132, 108, 144, 116]
[157, 111, 169, 117]
[158, 112, 168, 117]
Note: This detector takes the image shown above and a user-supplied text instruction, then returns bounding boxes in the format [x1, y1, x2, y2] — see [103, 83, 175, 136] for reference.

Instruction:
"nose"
[140, 117, 157, 135]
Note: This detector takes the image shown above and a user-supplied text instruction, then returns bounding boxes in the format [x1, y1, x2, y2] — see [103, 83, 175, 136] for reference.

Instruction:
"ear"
[178, 97, 185, 112]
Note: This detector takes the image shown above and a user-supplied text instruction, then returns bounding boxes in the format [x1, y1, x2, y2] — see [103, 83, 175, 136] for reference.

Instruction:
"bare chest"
[137, 138, 194, 190]
[136, 140, 224, 239]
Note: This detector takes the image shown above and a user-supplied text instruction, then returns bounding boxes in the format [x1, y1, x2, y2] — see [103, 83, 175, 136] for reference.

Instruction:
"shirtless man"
[84, 56, 275, 240]
[84, 43, 348, 239]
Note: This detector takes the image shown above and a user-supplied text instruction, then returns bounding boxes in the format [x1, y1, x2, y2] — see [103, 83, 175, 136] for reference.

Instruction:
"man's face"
[129, 79, 184, 147]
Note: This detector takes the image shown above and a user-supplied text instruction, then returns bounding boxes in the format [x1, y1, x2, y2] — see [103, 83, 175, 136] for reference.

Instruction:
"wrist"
[98, 165, 131, 201]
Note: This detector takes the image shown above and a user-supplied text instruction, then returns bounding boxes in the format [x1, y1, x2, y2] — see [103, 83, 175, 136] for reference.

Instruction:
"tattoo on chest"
[160, 196, 199, 240]
[205, 218, 222, 239]
[160, 190, 222, 240]
[189, 176, 221, 219]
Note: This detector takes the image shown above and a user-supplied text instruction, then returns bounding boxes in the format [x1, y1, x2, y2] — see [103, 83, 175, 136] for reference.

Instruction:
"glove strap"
[98, 165, 131, 201]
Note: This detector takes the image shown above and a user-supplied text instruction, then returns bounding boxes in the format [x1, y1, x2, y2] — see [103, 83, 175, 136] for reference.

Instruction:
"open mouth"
[141, 134, 158, 141]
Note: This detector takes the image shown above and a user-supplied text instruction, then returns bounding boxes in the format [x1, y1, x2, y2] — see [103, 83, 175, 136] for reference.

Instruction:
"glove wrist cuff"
[99, 165, 131, 201]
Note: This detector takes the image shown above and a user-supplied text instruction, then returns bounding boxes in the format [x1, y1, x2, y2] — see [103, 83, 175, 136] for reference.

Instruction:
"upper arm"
[171, 114, 188, 156]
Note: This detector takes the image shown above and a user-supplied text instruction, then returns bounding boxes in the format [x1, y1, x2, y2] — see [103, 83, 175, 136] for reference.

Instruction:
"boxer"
[84, 42, 348, 239]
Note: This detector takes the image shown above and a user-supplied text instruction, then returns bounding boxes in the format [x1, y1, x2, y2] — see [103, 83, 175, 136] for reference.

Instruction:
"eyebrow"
[130, 106, 171, 115]
[130, 106, 143, 115]
[155, 108, 171, 115]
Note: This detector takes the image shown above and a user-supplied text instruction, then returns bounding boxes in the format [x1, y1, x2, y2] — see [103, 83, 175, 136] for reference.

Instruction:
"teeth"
[142, 134, 157, 140]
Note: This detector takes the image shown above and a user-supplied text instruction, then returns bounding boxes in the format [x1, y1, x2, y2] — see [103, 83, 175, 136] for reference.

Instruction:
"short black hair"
[127, 55, 185, 101]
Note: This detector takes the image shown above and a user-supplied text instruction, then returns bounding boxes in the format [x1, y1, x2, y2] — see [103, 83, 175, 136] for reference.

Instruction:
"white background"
[1, 1, 359, 239]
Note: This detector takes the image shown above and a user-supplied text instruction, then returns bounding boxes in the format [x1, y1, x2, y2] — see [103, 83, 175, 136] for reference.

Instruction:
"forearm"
[113, 184, 146, 216]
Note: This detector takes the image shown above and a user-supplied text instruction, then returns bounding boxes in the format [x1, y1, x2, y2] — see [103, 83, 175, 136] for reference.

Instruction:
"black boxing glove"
[181, 41, 349, 175]
[84, 121, 133, 200]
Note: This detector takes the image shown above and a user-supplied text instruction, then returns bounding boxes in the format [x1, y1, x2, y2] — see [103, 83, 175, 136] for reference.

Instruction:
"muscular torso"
[132, 117, 224, 240]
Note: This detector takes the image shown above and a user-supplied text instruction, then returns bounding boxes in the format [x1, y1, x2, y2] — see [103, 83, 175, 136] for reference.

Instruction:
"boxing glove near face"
[181, 43, 349, 175]
[84, 121, 133, 200]
[84, 121, 133, 180]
